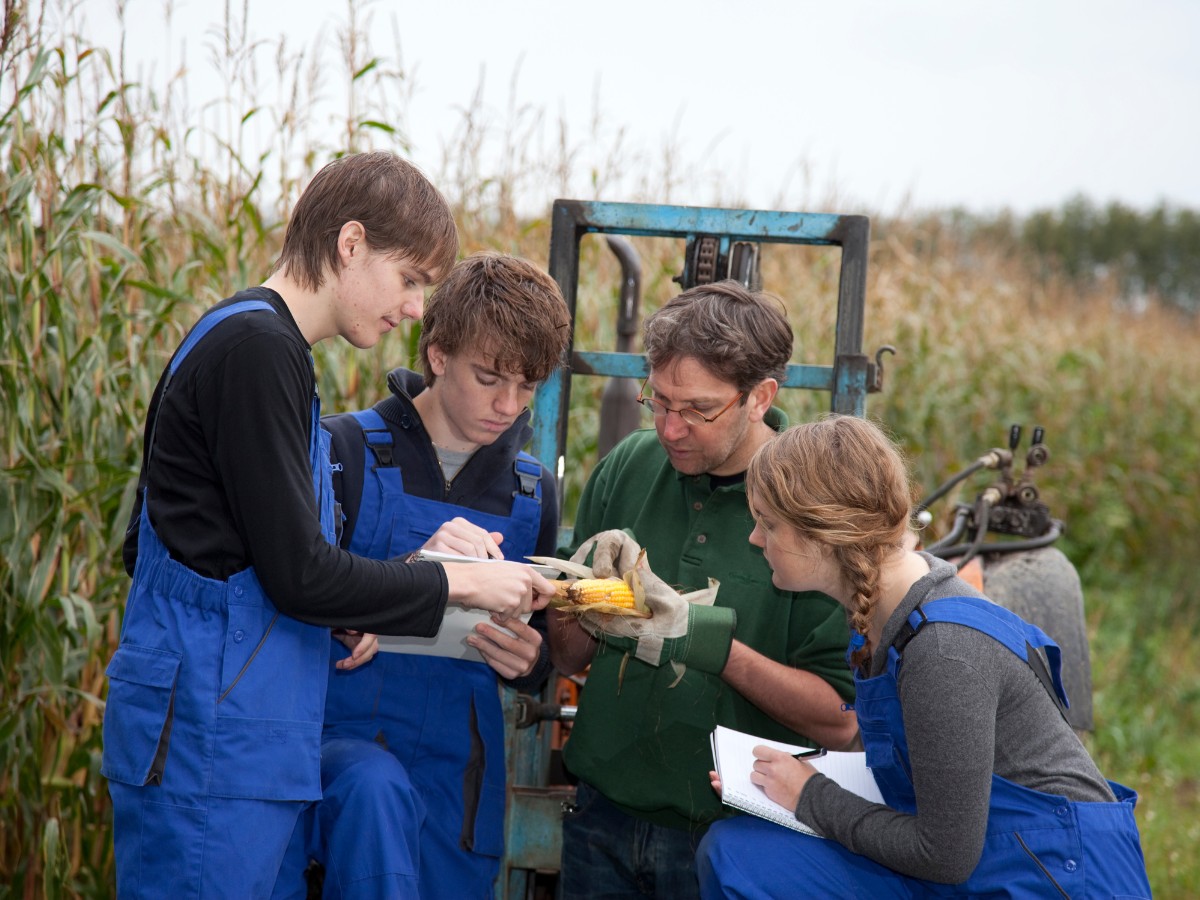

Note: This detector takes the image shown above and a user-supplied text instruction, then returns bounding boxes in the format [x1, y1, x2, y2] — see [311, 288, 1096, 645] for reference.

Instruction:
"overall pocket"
[464, 683, 507, 858]
[101, 644, 182, 786]
[210, 595, 326, 800]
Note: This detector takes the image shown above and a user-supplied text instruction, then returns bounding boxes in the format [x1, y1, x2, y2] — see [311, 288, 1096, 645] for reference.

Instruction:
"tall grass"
[2, 2, 1197, 896]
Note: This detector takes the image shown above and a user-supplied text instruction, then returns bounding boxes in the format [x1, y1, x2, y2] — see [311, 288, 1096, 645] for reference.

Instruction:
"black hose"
[917, 459, 989, 513]
[923, 505, 971, 554]
[954, 498, 993, 570]
[925, 519, 1064, 560]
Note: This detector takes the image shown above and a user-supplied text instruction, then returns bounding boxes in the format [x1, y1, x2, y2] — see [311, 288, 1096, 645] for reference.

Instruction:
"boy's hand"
[422, 517, 505, 559]
[333, 629, 379, 670]
[444, 562, 556, 618]
[469, 615, 543, 679]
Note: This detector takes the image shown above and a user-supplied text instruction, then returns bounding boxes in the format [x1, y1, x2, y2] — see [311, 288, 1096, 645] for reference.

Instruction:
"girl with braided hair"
[698, 415, 1150, 898]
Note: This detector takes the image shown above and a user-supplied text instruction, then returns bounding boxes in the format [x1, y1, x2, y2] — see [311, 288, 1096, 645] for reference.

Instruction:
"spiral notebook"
[710, 724, 884, 836]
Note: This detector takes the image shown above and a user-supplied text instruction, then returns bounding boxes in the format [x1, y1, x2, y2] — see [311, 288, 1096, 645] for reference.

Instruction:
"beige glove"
[570, 529, 643, 578]
[574, 541, 734, 677]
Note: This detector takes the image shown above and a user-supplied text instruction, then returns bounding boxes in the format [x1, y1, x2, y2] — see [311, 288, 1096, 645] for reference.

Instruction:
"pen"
[793, 748, 827, 760]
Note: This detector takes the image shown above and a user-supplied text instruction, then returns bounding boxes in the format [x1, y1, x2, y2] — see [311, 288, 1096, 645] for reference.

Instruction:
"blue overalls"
[294, 408, 541, 899]
[697, 597, 1151, 899]
[102, 300, 339, 898]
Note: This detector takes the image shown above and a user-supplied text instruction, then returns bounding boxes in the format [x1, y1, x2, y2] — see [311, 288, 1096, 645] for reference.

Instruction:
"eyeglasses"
[636, 381, 745, 426]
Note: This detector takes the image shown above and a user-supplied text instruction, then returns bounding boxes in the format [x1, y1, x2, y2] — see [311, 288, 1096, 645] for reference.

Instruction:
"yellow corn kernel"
[559, 578, 637, 609]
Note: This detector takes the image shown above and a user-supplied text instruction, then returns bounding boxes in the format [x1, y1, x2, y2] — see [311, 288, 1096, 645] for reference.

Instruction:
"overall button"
[400, 415, 412, 428]
[1063, 859, 1078, 873]
[233, 585, 244, 597]
[233, 630, 245, 643]
[1055, 806, 1069, 818]
[693, 501, 703, 511]
[696, 534, 707, 544]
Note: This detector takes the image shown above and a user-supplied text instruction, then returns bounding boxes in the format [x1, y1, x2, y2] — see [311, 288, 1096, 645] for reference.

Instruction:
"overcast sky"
[87, 0, 1200, 216]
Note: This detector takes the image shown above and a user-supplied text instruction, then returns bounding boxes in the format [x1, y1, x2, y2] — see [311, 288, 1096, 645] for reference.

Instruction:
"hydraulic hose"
[924, 518, 1064, 561]
[923, 505, 971, 554]
[917, 456, 995, 514]
[954, 495, 995, 570]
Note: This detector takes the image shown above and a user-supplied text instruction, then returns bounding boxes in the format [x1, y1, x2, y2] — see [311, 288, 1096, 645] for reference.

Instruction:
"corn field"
[2, 2, 1198, 897]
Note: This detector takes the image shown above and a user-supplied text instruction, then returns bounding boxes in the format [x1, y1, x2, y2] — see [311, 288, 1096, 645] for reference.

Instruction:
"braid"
[842, 543, 885, 673]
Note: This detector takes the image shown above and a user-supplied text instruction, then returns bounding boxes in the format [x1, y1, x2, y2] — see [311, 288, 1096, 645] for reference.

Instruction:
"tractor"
[495, 200, 1091, 898]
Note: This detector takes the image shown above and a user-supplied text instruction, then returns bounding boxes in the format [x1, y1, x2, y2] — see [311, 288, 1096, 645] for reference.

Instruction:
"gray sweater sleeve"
[795, 627, 1000, 883]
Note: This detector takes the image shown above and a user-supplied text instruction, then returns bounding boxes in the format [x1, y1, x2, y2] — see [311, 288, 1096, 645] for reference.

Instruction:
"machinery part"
[870, 345, 897, 393]
[980, 548, 1094, 732]
[597, 236, 643, 459]
[539, 199, 876, 490]
[693, 235, 718, 284]
[728, 241, 761, 290]
[928, 515, 1064, 559]
[673, 233, 764, 290]
[513, 693, 577, 730]
[919, 424, 1092, 734]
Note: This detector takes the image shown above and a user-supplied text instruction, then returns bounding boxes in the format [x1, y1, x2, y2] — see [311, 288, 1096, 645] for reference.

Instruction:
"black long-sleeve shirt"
[122, 287, 447, 637]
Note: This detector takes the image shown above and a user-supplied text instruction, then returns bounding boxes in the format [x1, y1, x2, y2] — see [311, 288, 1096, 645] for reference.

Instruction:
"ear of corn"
[556, 577, 637, 609]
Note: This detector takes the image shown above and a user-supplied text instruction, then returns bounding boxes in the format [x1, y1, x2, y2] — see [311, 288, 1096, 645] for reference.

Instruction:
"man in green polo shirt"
[548, 279, 858, 900]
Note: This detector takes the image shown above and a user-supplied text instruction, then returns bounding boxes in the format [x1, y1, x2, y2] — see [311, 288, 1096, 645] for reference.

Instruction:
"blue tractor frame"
[499, 199, 886, 898]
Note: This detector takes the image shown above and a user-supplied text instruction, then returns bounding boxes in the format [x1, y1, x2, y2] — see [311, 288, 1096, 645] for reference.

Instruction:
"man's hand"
[422, 517, 506, 559]
[571, 529, 641, 577]
[573, 547, 734, 676]
[468, 615, 543, 679]
[547, 607, 599, 676]
[333, 630, 379, 670]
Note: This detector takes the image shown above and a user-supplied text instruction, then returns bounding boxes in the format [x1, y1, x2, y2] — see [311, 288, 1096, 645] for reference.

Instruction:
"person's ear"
[427, 343, 449, 378]
[336, 221, 367, 267]
[746, 378, 778, 423]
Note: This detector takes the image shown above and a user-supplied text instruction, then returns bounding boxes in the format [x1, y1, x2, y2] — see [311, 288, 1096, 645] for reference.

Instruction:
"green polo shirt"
[560, 410, 855, 833]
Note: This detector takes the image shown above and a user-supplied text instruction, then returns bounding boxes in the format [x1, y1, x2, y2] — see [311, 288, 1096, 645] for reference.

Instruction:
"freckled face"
[334, 250, 433, 349]
[748, 501, 830, 593]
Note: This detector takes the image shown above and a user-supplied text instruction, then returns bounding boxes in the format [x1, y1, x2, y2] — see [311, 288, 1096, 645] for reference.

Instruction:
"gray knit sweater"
[795, 554, 1115, 884]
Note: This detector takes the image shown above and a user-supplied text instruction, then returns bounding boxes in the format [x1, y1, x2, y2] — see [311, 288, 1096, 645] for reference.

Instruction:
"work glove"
[571, 532, 736, 678]
[569, 529, 642, 578]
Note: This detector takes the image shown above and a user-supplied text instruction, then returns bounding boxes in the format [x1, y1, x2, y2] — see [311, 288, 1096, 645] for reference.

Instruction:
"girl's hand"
[749, 745, 817, 811]
[708, 770, 724, 798]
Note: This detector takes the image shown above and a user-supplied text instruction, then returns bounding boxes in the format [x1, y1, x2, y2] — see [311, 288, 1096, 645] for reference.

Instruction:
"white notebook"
[710, 724, 884, 836]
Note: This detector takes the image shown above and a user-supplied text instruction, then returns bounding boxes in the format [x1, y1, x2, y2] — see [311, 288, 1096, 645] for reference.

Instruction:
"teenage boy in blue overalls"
[273, 253, 571, 899]
[102, 154, 556, 899]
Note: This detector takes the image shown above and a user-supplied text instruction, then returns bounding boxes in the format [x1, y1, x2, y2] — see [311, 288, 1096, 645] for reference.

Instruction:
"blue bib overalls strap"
[858, 596, 1069, 816]
[102, 300, 338, 898]
[697, 596, 1151, 900]
[311, 405, 543, 899]
[345, 406, 541, 558]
